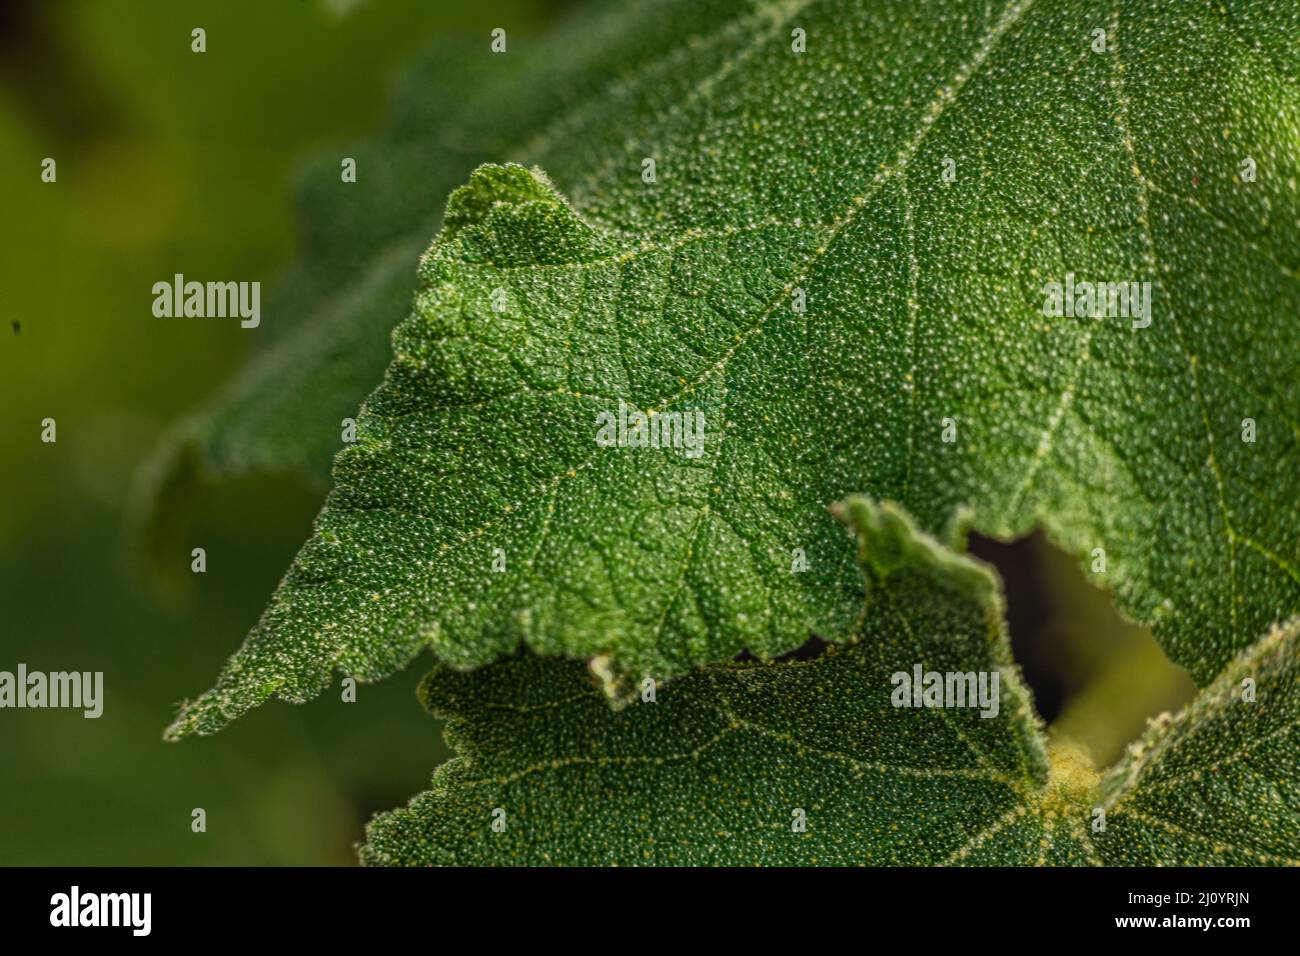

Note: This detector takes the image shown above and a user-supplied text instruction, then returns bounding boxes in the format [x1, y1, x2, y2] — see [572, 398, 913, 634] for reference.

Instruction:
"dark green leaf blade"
[359, 496, 1090, 865]
[360, 499, 1300, 866]
[1095, 617, 1300, 865]
[136, 0, 799, 489]
[166, 0, 1300, 735]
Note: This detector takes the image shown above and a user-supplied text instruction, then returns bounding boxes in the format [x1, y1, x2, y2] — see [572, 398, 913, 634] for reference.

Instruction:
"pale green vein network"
[159, 0, 1300, 738]
[359, 499, 1300, 865]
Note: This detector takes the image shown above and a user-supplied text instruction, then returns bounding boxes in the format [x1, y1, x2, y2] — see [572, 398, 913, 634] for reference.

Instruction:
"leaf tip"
[832, 495, 998, 609]
[441, 162, 565, 239]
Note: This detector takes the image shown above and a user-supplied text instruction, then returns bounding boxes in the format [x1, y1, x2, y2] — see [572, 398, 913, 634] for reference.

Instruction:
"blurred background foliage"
[0, 0, 554, 865]
[0, 0, 1190, 865]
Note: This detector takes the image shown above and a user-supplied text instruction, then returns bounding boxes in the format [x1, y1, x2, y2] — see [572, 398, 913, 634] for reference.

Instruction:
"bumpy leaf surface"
[359, 498, 1300, 865]
[1095, 616, 1300, 864]
[164, 0, 1300, 737]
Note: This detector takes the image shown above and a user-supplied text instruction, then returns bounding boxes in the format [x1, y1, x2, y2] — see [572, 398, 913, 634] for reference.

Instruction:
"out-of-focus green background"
[0, 0, 1192, 866]
[0, 0, 556, 865]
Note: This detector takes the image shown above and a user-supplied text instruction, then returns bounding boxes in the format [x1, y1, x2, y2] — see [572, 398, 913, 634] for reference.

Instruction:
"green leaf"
[164, 0, 1300, 737]
[358, 496, 1062, 864]
[134, 0, 790, 489]
[1095, 617, 1300, 865]
[130, 0, 771, 579]
[358, 497, 1300, 865]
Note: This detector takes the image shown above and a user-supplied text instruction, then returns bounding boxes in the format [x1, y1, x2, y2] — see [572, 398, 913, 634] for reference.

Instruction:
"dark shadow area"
[0, 1, 128, 144]
[968, 531, 1064, 721]
[736, 634, 830, 664]
[970, 530, 1196, 766]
